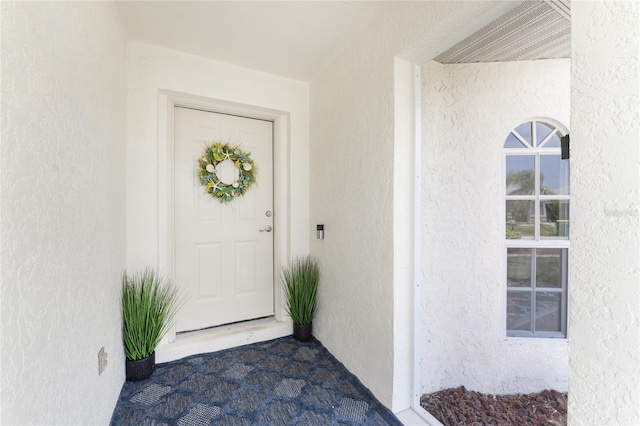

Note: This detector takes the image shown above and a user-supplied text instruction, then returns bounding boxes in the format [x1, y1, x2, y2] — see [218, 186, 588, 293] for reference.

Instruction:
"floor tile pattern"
[110, 336, 402, 425]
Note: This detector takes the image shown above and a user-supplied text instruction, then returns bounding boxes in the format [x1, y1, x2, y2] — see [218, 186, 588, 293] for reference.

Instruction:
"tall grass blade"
[281, 256, 320, 325]
[121, 268, 186, 360]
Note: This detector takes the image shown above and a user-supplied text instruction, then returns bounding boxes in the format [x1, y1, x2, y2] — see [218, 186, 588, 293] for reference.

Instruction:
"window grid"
[504, 120, 569, 338]
[506, 248, 568, 337]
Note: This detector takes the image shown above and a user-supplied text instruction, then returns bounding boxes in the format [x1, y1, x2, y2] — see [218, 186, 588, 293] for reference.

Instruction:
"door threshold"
[176, 315, 276, 337]
[156, 317, 292, 363]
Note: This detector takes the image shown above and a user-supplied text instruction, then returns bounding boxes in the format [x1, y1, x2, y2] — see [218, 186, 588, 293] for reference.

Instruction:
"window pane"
[535, 122, 554, 146]
[514, 122, 532, 145]
[542, 132, 561, 148]
[540, 155, 569, 195]
[504, 132, 526, 148]
[535, 292, 562, 332]
[536, 248, 565, 288]
[506, 156, 535, 195]
[507, 248, 532, 287]
[507, 291, 531, 331]
[506, 200, 534, 239]
[540, 200, 569, 239]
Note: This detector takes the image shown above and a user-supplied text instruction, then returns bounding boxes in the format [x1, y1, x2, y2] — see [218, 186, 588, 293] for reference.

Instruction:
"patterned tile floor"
[110, 336, 402, 425]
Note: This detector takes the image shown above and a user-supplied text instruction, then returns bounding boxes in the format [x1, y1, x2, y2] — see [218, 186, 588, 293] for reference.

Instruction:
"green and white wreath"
[197, 142, 257, 203]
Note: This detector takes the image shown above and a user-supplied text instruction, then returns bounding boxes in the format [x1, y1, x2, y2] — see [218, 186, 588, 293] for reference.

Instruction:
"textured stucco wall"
[421, 59, 570, 395]
[1, 2, 127, 424]
[126, 42, 310, 269]
[309, 1, 502, 409]
[569, 2, 640, 425]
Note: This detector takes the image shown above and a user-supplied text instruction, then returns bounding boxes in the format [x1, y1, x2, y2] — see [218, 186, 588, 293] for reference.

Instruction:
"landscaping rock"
[420, 386, 567, 426]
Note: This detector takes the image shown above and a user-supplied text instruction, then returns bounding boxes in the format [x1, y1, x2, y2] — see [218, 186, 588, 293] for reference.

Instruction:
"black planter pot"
[126, 351, 155, 381]
[293, 323, 312, 342]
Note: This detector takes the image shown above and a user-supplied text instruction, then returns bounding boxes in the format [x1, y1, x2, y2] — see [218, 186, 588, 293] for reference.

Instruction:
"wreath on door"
[197, 142, 257, 203]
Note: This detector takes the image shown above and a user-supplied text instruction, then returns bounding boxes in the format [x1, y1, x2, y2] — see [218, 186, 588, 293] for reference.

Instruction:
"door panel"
[173, 107, 274, 332]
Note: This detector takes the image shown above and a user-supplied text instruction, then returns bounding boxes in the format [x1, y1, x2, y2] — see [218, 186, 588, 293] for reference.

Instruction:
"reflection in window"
[506, 156, 535, 195]
[507, 248, 531, 287]
[504, 132, 526, 148]
[540, 155, 569, 195]
[535, 292, 562, 332]
[540, 200, 569, 239]
[504, 119, 569, 338]
[536, 249, 564, 288]
[514, 122, 532, 145]
[541, 132, 561, 148]
[507, 292, 531, 331]
[535, 122, 553, 146]
[506, 200, 534, 240]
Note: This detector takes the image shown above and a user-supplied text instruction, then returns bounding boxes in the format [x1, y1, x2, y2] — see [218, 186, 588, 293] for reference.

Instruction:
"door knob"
[260, 226, 273, 233]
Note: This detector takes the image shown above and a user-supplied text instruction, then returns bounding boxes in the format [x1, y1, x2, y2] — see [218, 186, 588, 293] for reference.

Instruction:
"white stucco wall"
[126, 41, 310, 269]
[420, 59, 570, 395]
[1, 2, 127, 424]
[569, 2, 640, 425]
[309, 1, 504, 409]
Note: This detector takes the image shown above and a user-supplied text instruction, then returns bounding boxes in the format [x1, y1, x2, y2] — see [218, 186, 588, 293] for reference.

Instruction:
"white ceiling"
[115, 1, 380, 81]
[116, 1, 572, 81]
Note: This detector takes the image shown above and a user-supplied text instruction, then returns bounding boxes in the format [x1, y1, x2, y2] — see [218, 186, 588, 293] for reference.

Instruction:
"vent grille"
[544, 0, 571, 21]
[434, 0, 571, 64]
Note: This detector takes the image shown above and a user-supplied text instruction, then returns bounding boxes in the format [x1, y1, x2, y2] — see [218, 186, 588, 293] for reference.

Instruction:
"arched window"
[504, 119, 569, 338]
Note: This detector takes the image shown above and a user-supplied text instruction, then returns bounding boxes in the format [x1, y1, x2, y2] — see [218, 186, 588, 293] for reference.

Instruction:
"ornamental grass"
[282, 256, 320, 326]
[121, 268, 186, 361]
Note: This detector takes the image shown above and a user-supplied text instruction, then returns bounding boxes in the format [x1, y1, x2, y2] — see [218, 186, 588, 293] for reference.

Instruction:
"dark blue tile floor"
[110, 336, 402, 425]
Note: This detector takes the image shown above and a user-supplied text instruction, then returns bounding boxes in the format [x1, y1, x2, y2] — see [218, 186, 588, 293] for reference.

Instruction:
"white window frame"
[504, 119, 570, 339]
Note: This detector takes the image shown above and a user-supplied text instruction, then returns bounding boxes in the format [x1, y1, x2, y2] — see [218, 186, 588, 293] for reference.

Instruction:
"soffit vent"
[544, 0, 571, 21]
[434, 0, 571, 64]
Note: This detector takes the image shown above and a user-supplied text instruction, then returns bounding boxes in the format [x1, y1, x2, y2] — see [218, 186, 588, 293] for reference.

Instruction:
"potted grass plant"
[282, 255, 320, 341]
[121, 268, 185, 381]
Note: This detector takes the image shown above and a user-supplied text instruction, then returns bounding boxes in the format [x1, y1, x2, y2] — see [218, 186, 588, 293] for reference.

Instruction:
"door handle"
[259, 226, 273, 233]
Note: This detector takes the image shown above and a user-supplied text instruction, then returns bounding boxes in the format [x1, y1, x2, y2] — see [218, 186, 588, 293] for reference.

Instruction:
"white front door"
[173, 107, 274, 332]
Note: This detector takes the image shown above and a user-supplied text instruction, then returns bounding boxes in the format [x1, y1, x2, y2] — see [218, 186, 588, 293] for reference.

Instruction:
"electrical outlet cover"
[98, 347, 108, 375]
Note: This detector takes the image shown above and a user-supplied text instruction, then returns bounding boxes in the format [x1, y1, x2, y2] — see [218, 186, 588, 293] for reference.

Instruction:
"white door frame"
[157, 90, 291, 344]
